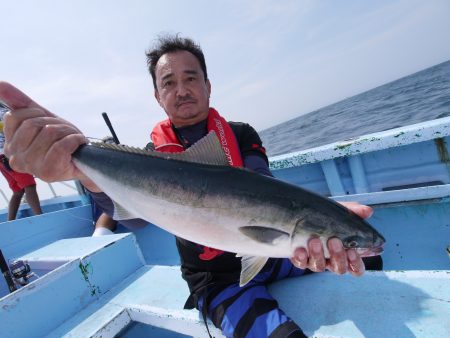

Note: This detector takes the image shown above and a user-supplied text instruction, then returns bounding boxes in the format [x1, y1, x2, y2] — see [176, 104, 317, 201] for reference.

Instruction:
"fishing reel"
[1, 249, 39, 292]
[10, 260, 38, 286]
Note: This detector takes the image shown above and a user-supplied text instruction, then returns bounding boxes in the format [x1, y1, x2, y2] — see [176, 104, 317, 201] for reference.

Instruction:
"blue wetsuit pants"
[198, 258, 308, 338]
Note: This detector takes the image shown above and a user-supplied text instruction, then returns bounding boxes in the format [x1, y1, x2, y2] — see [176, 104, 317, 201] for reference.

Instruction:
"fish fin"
[112, 200, 139, 220]
[239, 256, 269, 287]
[181, 131, 230, 166]
[90, 131, 230, 166]
[239, 226, 290, 244]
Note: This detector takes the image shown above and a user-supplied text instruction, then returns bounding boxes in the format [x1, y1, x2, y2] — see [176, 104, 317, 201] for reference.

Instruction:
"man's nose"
[176, 82, 189, 97]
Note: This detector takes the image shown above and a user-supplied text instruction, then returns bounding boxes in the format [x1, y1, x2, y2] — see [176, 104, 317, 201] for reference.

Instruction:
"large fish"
[72, 132, 385, 286]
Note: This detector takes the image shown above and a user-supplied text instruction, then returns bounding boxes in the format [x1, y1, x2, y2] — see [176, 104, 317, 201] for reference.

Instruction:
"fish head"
[340, 230, 385, 257]
[293, 208, 385, 258]
[330, 214, 386, 257]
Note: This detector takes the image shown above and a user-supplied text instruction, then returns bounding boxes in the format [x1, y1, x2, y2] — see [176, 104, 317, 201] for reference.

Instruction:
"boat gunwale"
[269, 116, 450, 170]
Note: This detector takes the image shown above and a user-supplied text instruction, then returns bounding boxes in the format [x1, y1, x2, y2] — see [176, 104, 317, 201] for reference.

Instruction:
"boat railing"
[0, 179, 89, 221]
[269, 116, 450, 205]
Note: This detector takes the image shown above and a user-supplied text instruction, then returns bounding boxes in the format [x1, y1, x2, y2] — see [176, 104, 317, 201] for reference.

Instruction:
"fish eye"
[347, 240, 358, 248]
[343, 236, 360, 248]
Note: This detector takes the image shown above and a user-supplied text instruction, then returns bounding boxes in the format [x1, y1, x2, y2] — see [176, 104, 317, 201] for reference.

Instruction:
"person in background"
[92, 135, 118, 237]
[0, 104, 42, 220]
[92, 211, 117, 236]
[0, 35, 381, 338]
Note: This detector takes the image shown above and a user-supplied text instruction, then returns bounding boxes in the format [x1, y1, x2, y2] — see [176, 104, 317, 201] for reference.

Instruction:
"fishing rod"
[101, 112, 120, 145]
[0, 249, 17, 293]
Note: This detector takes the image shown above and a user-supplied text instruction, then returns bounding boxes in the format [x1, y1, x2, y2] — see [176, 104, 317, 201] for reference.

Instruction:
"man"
[0, 103, 42, 220]
[0, 35, 377, 337]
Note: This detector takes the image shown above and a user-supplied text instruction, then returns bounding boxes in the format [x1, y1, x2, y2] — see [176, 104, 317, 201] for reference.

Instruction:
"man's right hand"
[0, 81, 101, 192]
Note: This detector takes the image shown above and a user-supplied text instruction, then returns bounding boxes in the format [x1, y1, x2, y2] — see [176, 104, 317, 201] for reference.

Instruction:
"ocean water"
[259, 60, 450, 157]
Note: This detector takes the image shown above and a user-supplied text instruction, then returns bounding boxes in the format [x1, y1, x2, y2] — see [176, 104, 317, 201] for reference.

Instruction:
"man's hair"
[146, 34, 208, 90]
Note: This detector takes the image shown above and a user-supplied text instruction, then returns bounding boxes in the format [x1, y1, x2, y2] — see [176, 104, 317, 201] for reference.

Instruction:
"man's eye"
[163, 81, 173, 87]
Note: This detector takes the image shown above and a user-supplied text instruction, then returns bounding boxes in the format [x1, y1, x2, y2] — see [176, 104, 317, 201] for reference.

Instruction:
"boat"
[0, 116, 449, 337]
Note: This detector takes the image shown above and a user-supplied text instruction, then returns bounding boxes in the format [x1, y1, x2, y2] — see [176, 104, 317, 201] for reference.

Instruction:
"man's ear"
[206, 79, 211, 98]
[154, 89, 162, 106]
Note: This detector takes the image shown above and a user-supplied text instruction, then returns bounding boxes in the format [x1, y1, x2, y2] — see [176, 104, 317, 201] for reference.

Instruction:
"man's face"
[154, 50, 211, 127]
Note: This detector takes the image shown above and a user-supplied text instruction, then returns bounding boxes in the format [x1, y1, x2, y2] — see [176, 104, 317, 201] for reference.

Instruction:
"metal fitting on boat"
[10, 260, 37, 286]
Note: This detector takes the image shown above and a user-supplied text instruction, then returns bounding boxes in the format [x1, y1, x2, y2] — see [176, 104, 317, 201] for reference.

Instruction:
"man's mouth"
[177, 100, 196, 108]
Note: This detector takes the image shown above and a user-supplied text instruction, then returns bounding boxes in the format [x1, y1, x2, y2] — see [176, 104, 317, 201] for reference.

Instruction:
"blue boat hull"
[0, 117, 449, 337]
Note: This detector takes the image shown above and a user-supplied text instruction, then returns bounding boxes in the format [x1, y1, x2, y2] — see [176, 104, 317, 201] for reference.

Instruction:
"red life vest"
[151, 107, 243, 260]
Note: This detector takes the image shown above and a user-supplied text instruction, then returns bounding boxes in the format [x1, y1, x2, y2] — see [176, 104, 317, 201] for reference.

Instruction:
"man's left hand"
[290, 201, 373, 277]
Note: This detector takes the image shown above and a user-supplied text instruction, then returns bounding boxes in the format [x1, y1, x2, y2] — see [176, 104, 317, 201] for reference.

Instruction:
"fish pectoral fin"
[239, 256, 269, 287]
[239, 226, 290, 244]
[112, 200, 139, 220]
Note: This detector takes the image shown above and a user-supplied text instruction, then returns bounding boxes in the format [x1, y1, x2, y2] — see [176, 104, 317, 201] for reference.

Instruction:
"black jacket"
[176, 122, 269, 309]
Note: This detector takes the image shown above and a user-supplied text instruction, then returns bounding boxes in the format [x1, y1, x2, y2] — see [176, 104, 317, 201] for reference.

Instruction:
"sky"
[0, 0, 449, 207]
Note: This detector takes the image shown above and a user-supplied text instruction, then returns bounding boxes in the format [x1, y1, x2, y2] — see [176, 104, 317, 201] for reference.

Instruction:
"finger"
[339, 201, 373, 219]
[19, 133, 87, 182]
[291, 247, 309, 269]
[307, 238, 326, 272]
[3, 108, 50, 142]
[5, 115, 69, 156]
[23, 122, 82, 166]
[327, 238, 347, 274]
[42, 134, 88, 182]
[0, 81, 53, 114]
[347, 249, 365, 277]
[12, 125, 86, 181]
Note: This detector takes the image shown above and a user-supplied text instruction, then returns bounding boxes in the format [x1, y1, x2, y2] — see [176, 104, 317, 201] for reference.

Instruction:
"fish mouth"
[356, 245, 384, 257]
[357, 233, 385, 257]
